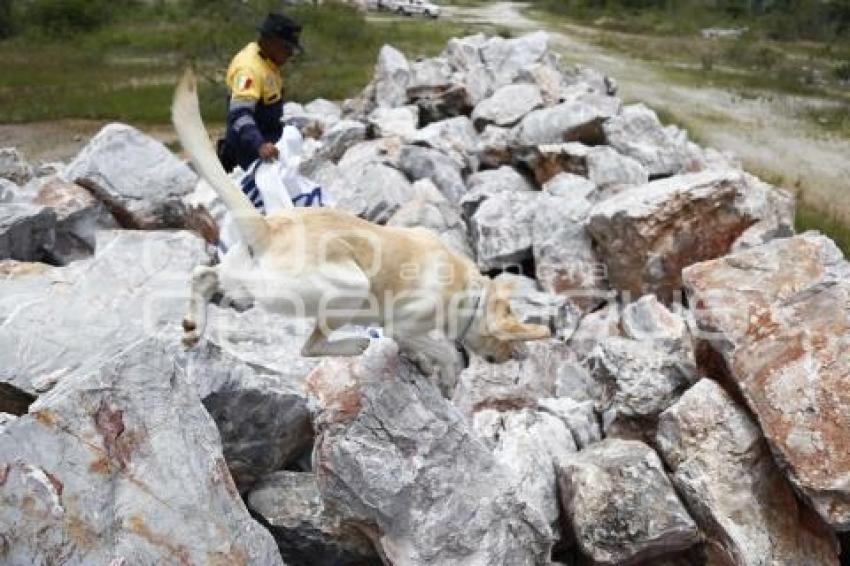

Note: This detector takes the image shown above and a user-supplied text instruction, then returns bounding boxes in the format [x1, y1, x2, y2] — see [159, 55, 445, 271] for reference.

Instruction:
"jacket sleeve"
[228, 67, 265, 152]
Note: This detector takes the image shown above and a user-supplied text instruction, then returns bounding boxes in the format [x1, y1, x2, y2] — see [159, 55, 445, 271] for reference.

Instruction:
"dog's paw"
[182, 334, 200, 349]
[181, 319, 202, 349]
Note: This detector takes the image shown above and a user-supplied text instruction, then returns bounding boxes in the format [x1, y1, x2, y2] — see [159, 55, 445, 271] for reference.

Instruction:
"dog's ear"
[496, 318, 552, 341]
[487, 281, 551, 341]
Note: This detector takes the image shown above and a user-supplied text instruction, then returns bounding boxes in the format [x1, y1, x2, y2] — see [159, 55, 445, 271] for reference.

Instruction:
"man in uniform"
[219, 13, 302, 173]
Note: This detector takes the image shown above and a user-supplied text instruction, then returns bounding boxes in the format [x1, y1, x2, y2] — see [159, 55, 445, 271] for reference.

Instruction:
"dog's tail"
[172, 68, 269, 251]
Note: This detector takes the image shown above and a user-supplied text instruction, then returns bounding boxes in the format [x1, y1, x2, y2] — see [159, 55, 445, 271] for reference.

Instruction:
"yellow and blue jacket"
[225, 42, 284, 169]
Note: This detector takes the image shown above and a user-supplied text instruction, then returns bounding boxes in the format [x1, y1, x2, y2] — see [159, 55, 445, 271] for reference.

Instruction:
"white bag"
[220, 126, 326, 251]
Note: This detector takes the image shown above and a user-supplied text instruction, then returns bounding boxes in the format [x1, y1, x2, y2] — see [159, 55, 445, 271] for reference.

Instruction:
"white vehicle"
[394, 0, 440, 18]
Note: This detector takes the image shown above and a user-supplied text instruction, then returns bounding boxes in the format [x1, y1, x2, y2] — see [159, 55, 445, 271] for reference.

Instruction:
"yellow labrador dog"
[172, 70, 550, 389]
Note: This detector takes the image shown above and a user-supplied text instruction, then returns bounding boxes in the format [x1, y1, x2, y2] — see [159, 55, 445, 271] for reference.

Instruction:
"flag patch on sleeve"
[235, 73, 253, 92]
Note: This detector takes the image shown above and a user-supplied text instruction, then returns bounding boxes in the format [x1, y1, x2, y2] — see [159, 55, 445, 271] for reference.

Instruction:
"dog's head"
[465, 280, 551, 363]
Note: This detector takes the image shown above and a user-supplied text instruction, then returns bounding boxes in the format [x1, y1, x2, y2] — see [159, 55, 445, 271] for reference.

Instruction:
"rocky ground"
[1, 31, 849, 565]
[439, 2, 850, 220]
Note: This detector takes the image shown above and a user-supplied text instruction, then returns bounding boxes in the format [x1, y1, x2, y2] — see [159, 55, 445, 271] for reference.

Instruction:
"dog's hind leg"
[301, 324, 370, 357]
[299, 262, 374, 358]
[183, 264, 220, 348]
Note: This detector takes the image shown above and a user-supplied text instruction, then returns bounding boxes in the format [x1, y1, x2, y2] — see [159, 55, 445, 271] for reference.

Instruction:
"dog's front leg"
[183, 264, 220, 348]
[432, 341, 465, 397]
[397, 335, 463, 397]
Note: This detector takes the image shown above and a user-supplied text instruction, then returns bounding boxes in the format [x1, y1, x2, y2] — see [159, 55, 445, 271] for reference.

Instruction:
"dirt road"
[445, 2, 850, 218]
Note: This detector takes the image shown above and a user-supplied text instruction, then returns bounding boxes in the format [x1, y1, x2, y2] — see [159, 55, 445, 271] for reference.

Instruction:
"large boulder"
[452, 339, 576, 416]
[387, 180, 474, 258]
[517, 142, 648, 189]
[0, 260, 66, 329]
[284, 102, 337, 139]
[558, 438, 700, 565]
[586, 334, 695, 441]
[444, 33, 487, 74]
[0, 339, 284, 565]
[586, 145, 649, 191]
[683, 233, 850, 531]
[473, 408, 577, 533]
[406, 57, 454, 101]
[337, 137, 405, 171]
[32, 176, 118, 264]
[586, 170, 758, 302]
[308, 339, 552, 565]
[515, 62, 567, 106]
[410, 116, 479, 171]
[566, 300, 622, 359]
[479, 31, 553, 88]
[374, 45, 411, 108]
[657, 378, 840, 565]
[64, 123, 197, 229]
[0, 230, 211, 397]
[468, 190, 541, 272]
[464, 165, 535, 213]
[567, 65, 619, 96]
[730, 173, 795, 251]
[284, 98, 342, 138]
[511, 97, 619, 148]
[533, 191, 609, 312]
[246, 471, 380, 565]
[471, 84, 544, 130]
[185, 304, 318, 490]
[319, 119, 367, 163]
[368, 106, 419, 140]
[398, 145, 466, 204]
[621, 294, 696, 378]
[0, 203, 56, 262]
[333, 161, 415, 223]
[603, 103, 690, 177]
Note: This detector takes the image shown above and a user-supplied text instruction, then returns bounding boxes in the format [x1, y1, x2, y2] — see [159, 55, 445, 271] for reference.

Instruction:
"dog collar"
[455, 287, 484, 366]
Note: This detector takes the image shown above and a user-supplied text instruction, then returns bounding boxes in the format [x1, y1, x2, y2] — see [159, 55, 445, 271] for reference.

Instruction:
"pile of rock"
[0, 124, 200, 266]
[2, 31, 847, 565]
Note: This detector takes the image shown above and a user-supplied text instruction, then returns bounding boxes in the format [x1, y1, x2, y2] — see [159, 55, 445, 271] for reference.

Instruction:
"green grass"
[0, 2, 483, 124]
[796, 202, 850, 256]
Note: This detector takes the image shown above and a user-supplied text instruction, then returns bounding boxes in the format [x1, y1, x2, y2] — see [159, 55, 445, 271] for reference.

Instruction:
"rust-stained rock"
[587, 170, 758, 302]
[657, 378, 840, 565]
[63, 123, 197, 229]
[683, 233, 850, 531]
[308, 339, 552, 565]
[0, 339, 284, 565]
[32, 175, 118, 263]
[516, 142, 648, 187]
